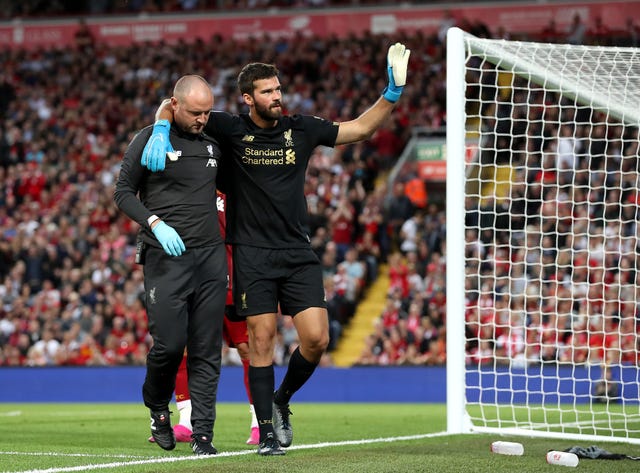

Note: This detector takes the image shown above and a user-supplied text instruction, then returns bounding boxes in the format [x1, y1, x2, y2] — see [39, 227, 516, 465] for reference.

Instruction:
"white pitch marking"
[0, 452, 152, 459]
[5, 432, 448, 473]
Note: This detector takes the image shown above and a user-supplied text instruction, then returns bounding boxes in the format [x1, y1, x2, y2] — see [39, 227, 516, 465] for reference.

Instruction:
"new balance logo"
[242, 135, 255, 142]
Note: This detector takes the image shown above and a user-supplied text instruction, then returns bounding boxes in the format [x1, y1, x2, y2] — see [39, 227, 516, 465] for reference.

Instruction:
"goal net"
[446, 27, 640, 444]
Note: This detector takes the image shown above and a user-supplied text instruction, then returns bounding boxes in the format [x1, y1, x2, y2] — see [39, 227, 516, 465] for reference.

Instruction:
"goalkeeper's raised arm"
[334, 42, 410, 145]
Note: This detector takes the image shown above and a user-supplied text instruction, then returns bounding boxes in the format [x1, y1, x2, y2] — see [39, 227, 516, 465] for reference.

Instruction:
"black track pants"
[142, 244, 226, 437]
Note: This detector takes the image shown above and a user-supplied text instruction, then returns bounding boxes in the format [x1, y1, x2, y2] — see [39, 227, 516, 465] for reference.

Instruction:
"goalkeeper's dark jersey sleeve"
[206, 111, 339, 249]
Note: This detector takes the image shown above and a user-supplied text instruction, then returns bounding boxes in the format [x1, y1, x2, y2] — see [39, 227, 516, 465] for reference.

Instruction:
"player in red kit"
[149, 191, 259, 445]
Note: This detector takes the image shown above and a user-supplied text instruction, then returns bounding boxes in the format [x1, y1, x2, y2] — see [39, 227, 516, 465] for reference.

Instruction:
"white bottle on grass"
[546, 451, 579, 467]
[490, 441, 524, 456]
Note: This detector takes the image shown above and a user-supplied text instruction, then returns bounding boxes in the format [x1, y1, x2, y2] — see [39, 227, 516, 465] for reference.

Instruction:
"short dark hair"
[237, 63, 279, 95]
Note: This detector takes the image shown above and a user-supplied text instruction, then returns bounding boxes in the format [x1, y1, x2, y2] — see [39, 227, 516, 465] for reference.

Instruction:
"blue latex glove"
[382, 42, 410, 103]
[152, 221, 185, 256]
[141, 119, 173, 172]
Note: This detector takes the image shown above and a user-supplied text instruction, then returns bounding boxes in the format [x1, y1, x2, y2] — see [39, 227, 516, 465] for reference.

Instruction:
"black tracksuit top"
[114, 124, 223, 250]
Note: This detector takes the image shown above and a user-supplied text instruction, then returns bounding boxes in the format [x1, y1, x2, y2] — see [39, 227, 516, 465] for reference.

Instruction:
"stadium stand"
[0, 3, 637, 370]
[0, 21, 428, 367]
[0, 1, 524, 19]
[359, 26, 640, 368]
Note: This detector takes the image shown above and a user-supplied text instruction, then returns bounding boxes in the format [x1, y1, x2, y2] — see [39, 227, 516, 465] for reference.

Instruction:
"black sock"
[274, 347, 318, 405]
[249, 365, 275, 441]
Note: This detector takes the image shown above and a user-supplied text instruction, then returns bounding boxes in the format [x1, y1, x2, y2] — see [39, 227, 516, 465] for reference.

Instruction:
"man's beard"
[255, 101, 282, 122]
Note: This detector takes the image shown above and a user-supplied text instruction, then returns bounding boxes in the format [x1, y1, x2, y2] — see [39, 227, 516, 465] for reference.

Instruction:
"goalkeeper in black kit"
[140, 43, 411, 455]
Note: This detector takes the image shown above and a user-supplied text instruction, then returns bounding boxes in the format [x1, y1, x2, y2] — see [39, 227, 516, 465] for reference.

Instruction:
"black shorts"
[232, 245, 326, 317]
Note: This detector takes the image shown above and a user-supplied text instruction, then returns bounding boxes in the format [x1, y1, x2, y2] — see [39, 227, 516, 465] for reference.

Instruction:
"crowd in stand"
[0, 0, 466, 19]
[354, 17, 640, 368]
[0, 22, 445, 366]
[461, 102, 640, 369]
[1, 8, 638, 369]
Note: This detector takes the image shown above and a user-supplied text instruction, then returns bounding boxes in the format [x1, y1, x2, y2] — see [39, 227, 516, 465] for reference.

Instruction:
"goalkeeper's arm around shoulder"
[140, 99, 175, 172]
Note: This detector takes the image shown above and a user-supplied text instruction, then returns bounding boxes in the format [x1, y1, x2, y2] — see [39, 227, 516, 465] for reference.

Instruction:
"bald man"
[114, 75, 225, 456]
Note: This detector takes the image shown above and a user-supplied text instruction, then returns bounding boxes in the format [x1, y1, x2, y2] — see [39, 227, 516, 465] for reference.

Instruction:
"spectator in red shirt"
[329, 194, 355, 263]
[387, 251, 409, 299]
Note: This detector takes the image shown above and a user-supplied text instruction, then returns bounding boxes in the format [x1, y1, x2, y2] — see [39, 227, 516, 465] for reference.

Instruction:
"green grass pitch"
[1, 403, 640, 472]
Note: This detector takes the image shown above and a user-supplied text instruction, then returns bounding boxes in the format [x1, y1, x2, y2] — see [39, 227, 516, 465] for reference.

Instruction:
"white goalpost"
[446, 26, 640, 444]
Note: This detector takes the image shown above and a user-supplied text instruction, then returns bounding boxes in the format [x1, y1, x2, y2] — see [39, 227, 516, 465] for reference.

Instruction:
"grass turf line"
[1, 403, 640, 473]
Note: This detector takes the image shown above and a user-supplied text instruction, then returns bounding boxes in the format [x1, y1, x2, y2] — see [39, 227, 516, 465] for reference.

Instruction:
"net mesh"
[460, 35, 640, 443]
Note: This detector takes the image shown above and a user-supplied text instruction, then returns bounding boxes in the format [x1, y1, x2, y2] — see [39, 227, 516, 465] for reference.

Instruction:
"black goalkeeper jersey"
[206, 112, 339, 249]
